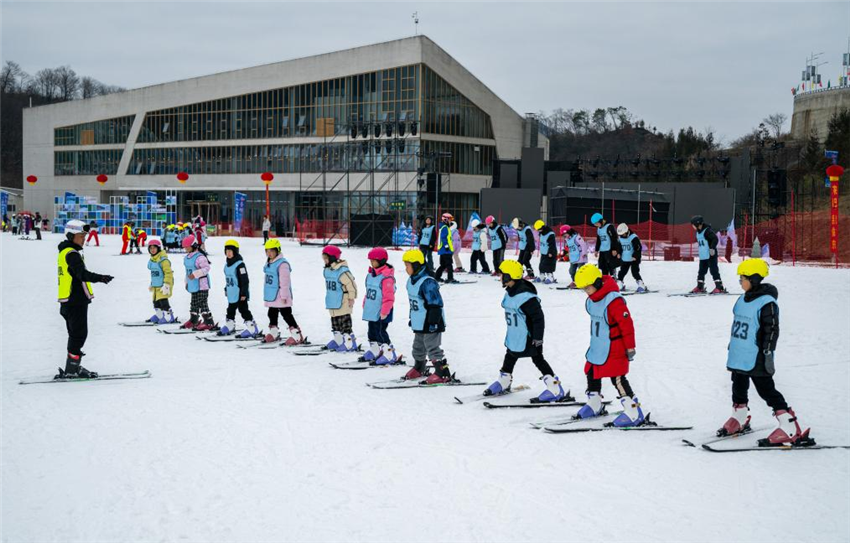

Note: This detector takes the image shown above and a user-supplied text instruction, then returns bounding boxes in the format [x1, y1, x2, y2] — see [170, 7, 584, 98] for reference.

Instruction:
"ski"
[291, 345, 362, 356]
[440, 280, 478, 285]
[254, 339, 314, 350]
[20, 370, 151, 385]
[531, 410, 622, 430]
[368, 378, 487, 390]
[119, 321, 182, 327]
[329, 356, 407, 370]
[551, 286, 580, 291]
[483, 393, 592, 409]
[201, 334, 263, 343]
[681, 425, 769, 448]
[158, 327, 219, 335]
[667, 292, 737, 298]
[702, 443, 850, 453]
[621, 290, 659, 296]
[454, 384, 531, 404]
[544, 414, 692, 433]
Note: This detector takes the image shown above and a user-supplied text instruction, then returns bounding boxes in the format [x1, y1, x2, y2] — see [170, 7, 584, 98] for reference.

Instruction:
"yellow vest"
[58, 247, 93, 302]
[436, 225, 453, 252]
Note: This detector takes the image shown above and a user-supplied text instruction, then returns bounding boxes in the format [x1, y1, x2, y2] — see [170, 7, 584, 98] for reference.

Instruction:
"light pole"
[261, 172, 274, 220]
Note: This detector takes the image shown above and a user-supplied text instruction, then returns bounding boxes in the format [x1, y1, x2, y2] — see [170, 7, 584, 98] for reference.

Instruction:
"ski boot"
[374, 344, 398, 365]
[616, 279, 625, 291]
[195, 313, 216, 331]
[264, 326, 281, 343]
[56, 352, 98, 380]
[710, 281, 727, 294]
[691, 282, 707, 294]
[717, 403, 751, 437]
[533, 375, 566, 403]
[146, 309, 164, 324]
[335, 333, 357, 352]
[612, 396, 646, 427]
[575, 392, 605, 419]
[636, 280, 648, 294]
[360, 341, 381, 362]
[218, 319, 237, 336]
[182, 313, 200, 329]
[238, 320, 260, 339]
[758, 408, 813, 447]
[284, 327, 305, 346]
[424, 359, 454, 384]
[483, 372, 513, 396]
[161, 310, 178, 324]
[326, 331, 344, 351]
[403, 366, 425, 380]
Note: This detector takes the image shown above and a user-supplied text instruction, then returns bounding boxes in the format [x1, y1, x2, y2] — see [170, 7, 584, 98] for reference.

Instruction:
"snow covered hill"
[2, 232, 849, 542]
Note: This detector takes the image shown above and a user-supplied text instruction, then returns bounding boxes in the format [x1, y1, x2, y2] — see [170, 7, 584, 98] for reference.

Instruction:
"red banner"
[831, 179, 840, 258]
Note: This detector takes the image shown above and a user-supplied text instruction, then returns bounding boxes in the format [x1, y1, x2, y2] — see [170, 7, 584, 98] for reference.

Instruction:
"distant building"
[790, 86, 850, 142]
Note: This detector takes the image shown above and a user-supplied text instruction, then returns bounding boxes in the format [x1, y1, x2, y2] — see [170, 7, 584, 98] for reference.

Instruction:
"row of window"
[55, 150, 122, 175]
[421, 140, 496, 176]
[421, 66, 494, 139]
[55, 115, 135, 146]
[136, 65, 420, 143]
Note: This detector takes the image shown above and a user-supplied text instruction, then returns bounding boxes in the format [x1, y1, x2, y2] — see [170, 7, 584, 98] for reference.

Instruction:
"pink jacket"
[186, 251, 211, 291]
[264, 255, 293, 308]
[363, 264, 395, 317]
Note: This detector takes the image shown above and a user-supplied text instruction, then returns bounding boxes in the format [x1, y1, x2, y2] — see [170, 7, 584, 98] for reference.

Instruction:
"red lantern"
[261, 172, 274, 185]
[26, 175, 37, 185]
[177, 171, 189, 184]
[826, 165, 845, 180]
[96, 174, 108, 185]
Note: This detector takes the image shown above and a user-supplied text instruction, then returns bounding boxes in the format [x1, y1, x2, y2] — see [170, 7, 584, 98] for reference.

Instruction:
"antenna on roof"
[412, 11, 419, 36]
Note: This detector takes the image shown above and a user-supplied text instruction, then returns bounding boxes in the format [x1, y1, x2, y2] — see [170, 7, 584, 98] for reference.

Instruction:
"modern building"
[23, 35, 547, 235]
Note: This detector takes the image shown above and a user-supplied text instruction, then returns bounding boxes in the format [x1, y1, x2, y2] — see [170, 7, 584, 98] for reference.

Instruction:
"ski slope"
[2, 233, 849, 542]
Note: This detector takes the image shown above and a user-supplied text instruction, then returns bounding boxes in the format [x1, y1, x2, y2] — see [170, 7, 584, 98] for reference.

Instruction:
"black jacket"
[496, 225, 508, 248]
[701, 225, 719, 251]
[506, 280, 544, 353]
[594, 223, 619, 253]
[58, 239, 109, 305]
[736, 282, 780, 377]
[539, 226, 556, 257]
[522, 226, 536, 252]
[226, 253, 250, 300]
[620, 234, 642, 262]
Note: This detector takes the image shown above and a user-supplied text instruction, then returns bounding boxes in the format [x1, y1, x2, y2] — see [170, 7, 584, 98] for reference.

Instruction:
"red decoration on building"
[26, 175, 37, 185]
[96, 174, 108, 185]
[177, 172, 189, 184]
[261, 172, 274, 185]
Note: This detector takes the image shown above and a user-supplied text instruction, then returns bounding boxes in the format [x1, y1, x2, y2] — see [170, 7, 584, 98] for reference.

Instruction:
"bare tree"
[33, 68, 60, 99]
[97, 83, 125, 96]
[80, 76, 101, 99]
[54, 65, 80, 100]
[762, 112, 787, 140]
[1, 61, 28, 93]
[591, 108, 609, 133]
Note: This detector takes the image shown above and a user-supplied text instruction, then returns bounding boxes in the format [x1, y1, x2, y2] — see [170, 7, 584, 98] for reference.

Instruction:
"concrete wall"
[24, 36, 533, 219]
[790, 87, 850, 142]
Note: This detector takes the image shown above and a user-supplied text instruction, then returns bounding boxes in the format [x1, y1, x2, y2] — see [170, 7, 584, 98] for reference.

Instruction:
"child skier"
[451, 221, 464, 272]
[690, 215, 727, 293]
[591, 213, 619, 276]
[181, 235, 216, 330]
[262, 239, 304, 345]
[164, 225, 176, 251]
[136, 228, 147, 248]
[220, 239, 259, 338]
[484, 260, 567, 402]
[401, 249, 454, 383]
[85, 220, 99, 247]
[434, 213, 457, 283]
[573, 264, 645, 427]
[321, 245, 358, 351]
[534, 220, 557, 284]
[560, 225, 588, 289]
[718, 258, 812, 446]
[512, 217, 536, 279]
[486, 215, 508, 275]
[121, 221, 134, 255]
[361, 247, 398, 364]
[616, 223, 647, 293]
[146, 239, 177, 324]
[418, 216, 436, 272]
[469, 220, 491, 274]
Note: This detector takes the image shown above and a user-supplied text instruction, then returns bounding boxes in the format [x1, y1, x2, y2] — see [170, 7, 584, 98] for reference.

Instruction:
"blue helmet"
[590, 213, 604, 224]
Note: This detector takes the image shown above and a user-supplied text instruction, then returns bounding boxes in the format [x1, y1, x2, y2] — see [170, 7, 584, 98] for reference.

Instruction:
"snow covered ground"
[2, 232, 849, 543]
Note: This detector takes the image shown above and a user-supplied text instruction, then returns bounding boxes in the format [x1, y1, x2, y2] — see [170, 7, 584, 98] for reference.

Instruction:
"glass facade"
[55, 150, 122, 176]
[421, 65, 494, 139]
[127, 142, 420, 175]
[54, 115, 135, 146]
[421, 140, 495, 176]
[136, 65, 420, 143]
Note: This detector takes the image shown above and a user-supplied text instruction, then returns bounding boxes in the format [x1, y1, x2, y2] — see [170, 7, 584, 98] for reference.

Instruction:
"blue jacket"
[409, 266, 446, 333]
[437, 224, 453, 255]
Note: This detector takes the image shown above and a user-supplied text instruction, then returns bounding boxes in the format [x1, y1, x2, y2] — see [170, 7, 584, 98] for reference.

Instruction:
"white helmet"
[64, 219, 88, 235]
[616, 223, 629, 235]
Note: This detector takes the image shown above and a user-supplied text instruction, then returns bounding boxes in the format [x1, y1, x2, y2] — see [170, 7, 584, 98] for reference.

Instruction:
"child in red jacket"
[573, 264, 645, 427]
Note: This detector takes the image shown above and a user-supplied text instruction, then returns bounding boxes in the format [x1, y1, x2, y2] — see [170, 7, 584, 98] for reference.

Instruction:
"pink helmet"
[559, 225, 571, 235]
[181, 236, 197, 250]
[148, 239, 162, 248]
[322, 245, 342, 259]
[485, 215, 495, 225]
[368, 247, 388, 261]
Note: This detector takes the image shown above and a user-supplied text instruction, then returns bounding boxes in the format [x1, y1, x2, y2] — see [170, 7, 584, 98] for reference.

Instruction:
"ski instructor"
[57, 219, 114, 379]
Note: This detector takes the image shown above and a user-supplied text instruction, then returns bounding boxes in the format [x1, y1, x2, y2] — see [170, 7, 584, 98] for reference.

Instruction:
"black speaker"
[424, 173, 440, 204]
[350, 214, 394, 247]
[767, 169, 787, 206]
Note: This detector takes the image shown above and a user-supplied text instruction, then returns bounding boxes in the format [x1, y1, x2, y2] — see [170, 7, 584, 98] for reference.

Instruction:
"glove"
[626, 349, 636, 361]
[531, 339, 544, 348]
[763, 350, 775, 375]
[160, 284, 171, 296]
[101, 275, 114, 284]
[709, 249, 716, 256]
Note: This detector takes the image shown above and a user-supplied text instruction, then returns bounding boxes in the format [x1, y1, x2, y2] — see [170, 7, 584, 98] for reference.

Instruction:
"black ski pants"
[419, 245, 435, 272]
[470, 250, 490, 273]
[501, 344, 554, 376]
[60, 303, 88, 356]
[518, 248, 534, 276]
[435, 254, 454, 282]
[226, 299, 253, 321]
[598, 251, 618, 276]
[153, 298, 171, 311]
[586, 366, 634, 398]
[731, 371, 788, 412]
[617, 261, 643, 282]
[268, 307, 298, 329]
[697, 255, 722, 284]
[492, 248, 505, 273]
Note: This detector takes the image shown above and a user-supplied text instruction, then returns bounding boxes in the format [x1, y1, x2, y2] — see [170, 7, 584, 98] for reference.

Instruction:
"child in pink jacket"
[361, 247, 398, 364]
[181, 235, 215, 330]
[262, 239, 304, 345]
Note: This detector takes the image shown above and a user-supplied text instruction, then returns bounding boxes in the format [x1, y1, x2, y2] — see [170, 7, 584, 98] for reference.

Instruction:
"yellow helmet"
[166, 224, 174, 230]
[533, 220, 545, 231]
[224, 239, 240, 249]
[499, 260, 524, 280]
[402, 249, 425, 265]
[737, 258, 769, 278]
[264, 239, 281, 251]
[575, 263, 603, 289]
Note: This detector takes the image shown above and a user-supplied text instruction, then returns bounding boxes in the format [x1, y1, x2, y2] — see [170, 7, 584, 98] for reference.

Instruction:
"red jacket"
[584, 276, 636, 378]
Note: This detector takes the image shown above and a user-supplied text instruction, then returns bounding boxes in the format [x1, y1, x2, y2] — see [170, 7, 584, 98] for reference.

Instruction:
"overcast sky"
[2, 1, 848, 143]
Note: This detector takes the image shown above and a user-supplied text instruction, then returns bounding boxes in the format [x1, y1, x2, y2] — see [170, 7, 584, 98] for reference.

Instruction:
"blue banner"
[0, 191, 7, 219]
[234, 192, 247, 231]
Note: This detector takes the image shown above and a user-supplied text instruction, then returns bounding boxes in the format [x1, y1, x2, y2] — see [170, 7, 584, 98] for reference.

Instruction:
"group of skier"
[53, 210, 812, 446]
